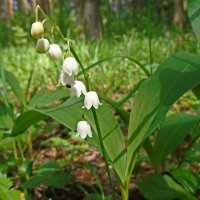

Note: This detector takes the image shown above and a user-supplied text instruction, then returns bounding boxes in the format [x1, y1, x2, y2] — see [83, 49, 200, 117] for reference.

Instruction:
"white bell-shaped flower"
[76, 121, 92, 139]
[36, 38, 50, 54]
[83, 91, 102, 109]
[62, 57, 78, 76]
[58, 70, 75, 87]
[70, 81, 87, 98]
[49, 44, 62, 60]
[31, 22, 44, 38]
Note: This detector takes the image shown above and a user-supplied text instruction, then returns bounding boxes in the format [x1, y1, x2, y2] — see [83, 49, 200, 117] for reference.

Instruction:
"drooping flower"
[49, 44, 62, 60]
[62, 57, 78, 76]
[58, 70, 75, 87]
[76, 121, 92, 139]
[70, 81, 87, 98]
[83, 91, 102, 109]
[36, 38, 50, 54]
[31, 22, 44, 38]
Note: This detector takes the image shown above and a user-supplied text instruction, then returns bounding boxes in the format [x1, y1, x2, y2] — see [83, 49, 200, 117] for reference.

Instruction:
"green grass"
[1, 30, 198, 99]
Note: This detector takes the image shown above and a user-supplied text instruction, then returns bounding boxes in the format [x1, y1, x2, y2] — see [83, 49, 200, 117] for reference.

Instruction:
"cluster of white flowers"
[31, 21, 102, 139]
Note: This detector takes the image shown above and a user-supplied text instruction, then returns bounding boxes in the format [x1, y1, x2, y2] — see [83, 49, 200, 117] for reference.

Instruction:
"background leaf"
[152, 113, 200, 171]
[137, 173, 198, 200]
[0, 101, 14, 129]
[171, 169, 199, 195]
[0, 174, 21, 200]
[11, 110, 47, 137]
[188, 0, 200, 42]
[0, 68, 25, 105]
[23, 162, 72, 189]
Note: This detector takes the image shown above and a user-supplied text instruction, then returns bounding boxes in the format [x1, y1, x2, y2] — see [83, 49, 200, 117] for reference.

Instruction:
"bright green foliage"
[137, 173, 198, 200]
[0, 174, 21, 200]
[127, 52, 200, 177]
[151, 113, 200, 171]
[23, 162, 72, 189]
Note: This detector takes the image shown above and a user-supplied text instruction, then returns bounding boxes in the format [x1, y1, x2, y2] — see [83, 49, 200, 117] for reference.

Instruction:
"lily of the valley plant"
[31, 4, 197, 200]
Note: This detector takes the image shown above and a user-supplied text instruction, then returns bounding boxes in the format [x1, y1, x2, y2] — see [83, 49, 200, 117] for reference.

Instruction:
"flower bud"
[59, 70, 75, 87]
[36, 38, 50, 54]
[62, 57, 78, 76]
[76, 121, 92, 139]
[31, 22, 44, 38]
[49, 44, 62, 60]
[70, 81, 87, 98]
[83, 91, 102, 110]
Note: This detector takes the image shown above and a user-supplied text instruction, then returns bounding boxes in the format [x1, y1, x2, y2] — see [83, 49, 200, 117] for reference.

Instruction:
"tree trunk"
[0, 0, 7, 20]
[0, 0, 13, 26]
[18, 0, 29, 15]
[173, 0, 185, 31]
[83, 0, 101, 40]
[75, 0, 85, 37]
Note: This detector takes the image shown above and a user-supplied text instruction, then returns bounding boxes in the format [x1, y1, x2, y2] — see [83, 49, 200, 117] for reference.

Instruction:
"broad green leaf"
[127, 53, 200, 178]
[9, 97, 126, 183]
[23, 162, 72, 189]
[11, 110, 47, 136]
[39, 98, 126, 183]
[29, 89, 69, 108]
[171, 169, 199, 195]
[152, 113, 200, 171]
[188, 0, 200, 42]
[138, 174, 197, 200]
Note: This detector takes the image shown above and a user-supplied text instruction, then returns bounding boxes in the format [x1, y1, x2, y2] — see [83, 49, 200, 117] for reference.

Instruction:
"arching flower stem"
[35, 5, 115, 199]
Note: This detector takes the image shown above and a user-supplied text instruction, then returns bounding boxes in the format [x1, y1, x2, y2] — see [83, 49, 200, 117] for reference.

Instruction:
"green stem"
[148, 0, 153, 74]
[120, 184, 129, 200]
[35, 5, 39, 21]
[92, 107, 115, 198]
[13, 140, 18, 161]
[17, 139, 25, 162]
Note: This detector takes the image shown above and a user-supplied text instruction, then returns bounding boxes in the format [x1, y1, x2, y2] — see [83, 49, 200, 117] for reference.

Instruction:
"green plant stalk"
[13, 140, 18, 161]
[148, 0, 153, 74]
[123, 152, 139, 200]
[17, 139, 25, 162]
[36, 5, 115, 197]
[91, 107, 115, 198]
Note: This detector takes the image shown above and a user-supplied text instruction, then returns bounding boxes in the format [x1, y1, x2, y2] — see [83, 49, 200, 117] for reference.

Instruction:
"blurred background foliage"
[0, 0, 199, 96]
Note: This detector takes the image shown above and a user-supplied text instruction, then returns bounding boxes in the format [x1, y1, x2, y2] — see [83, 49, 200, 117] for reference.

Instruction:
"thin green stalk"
[120, 181, 129, 200]
[17, 139, 25, 162]
[13, 140, 18, 161]
[92, 107, 115, 198]
[148, 0, 153, 74]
